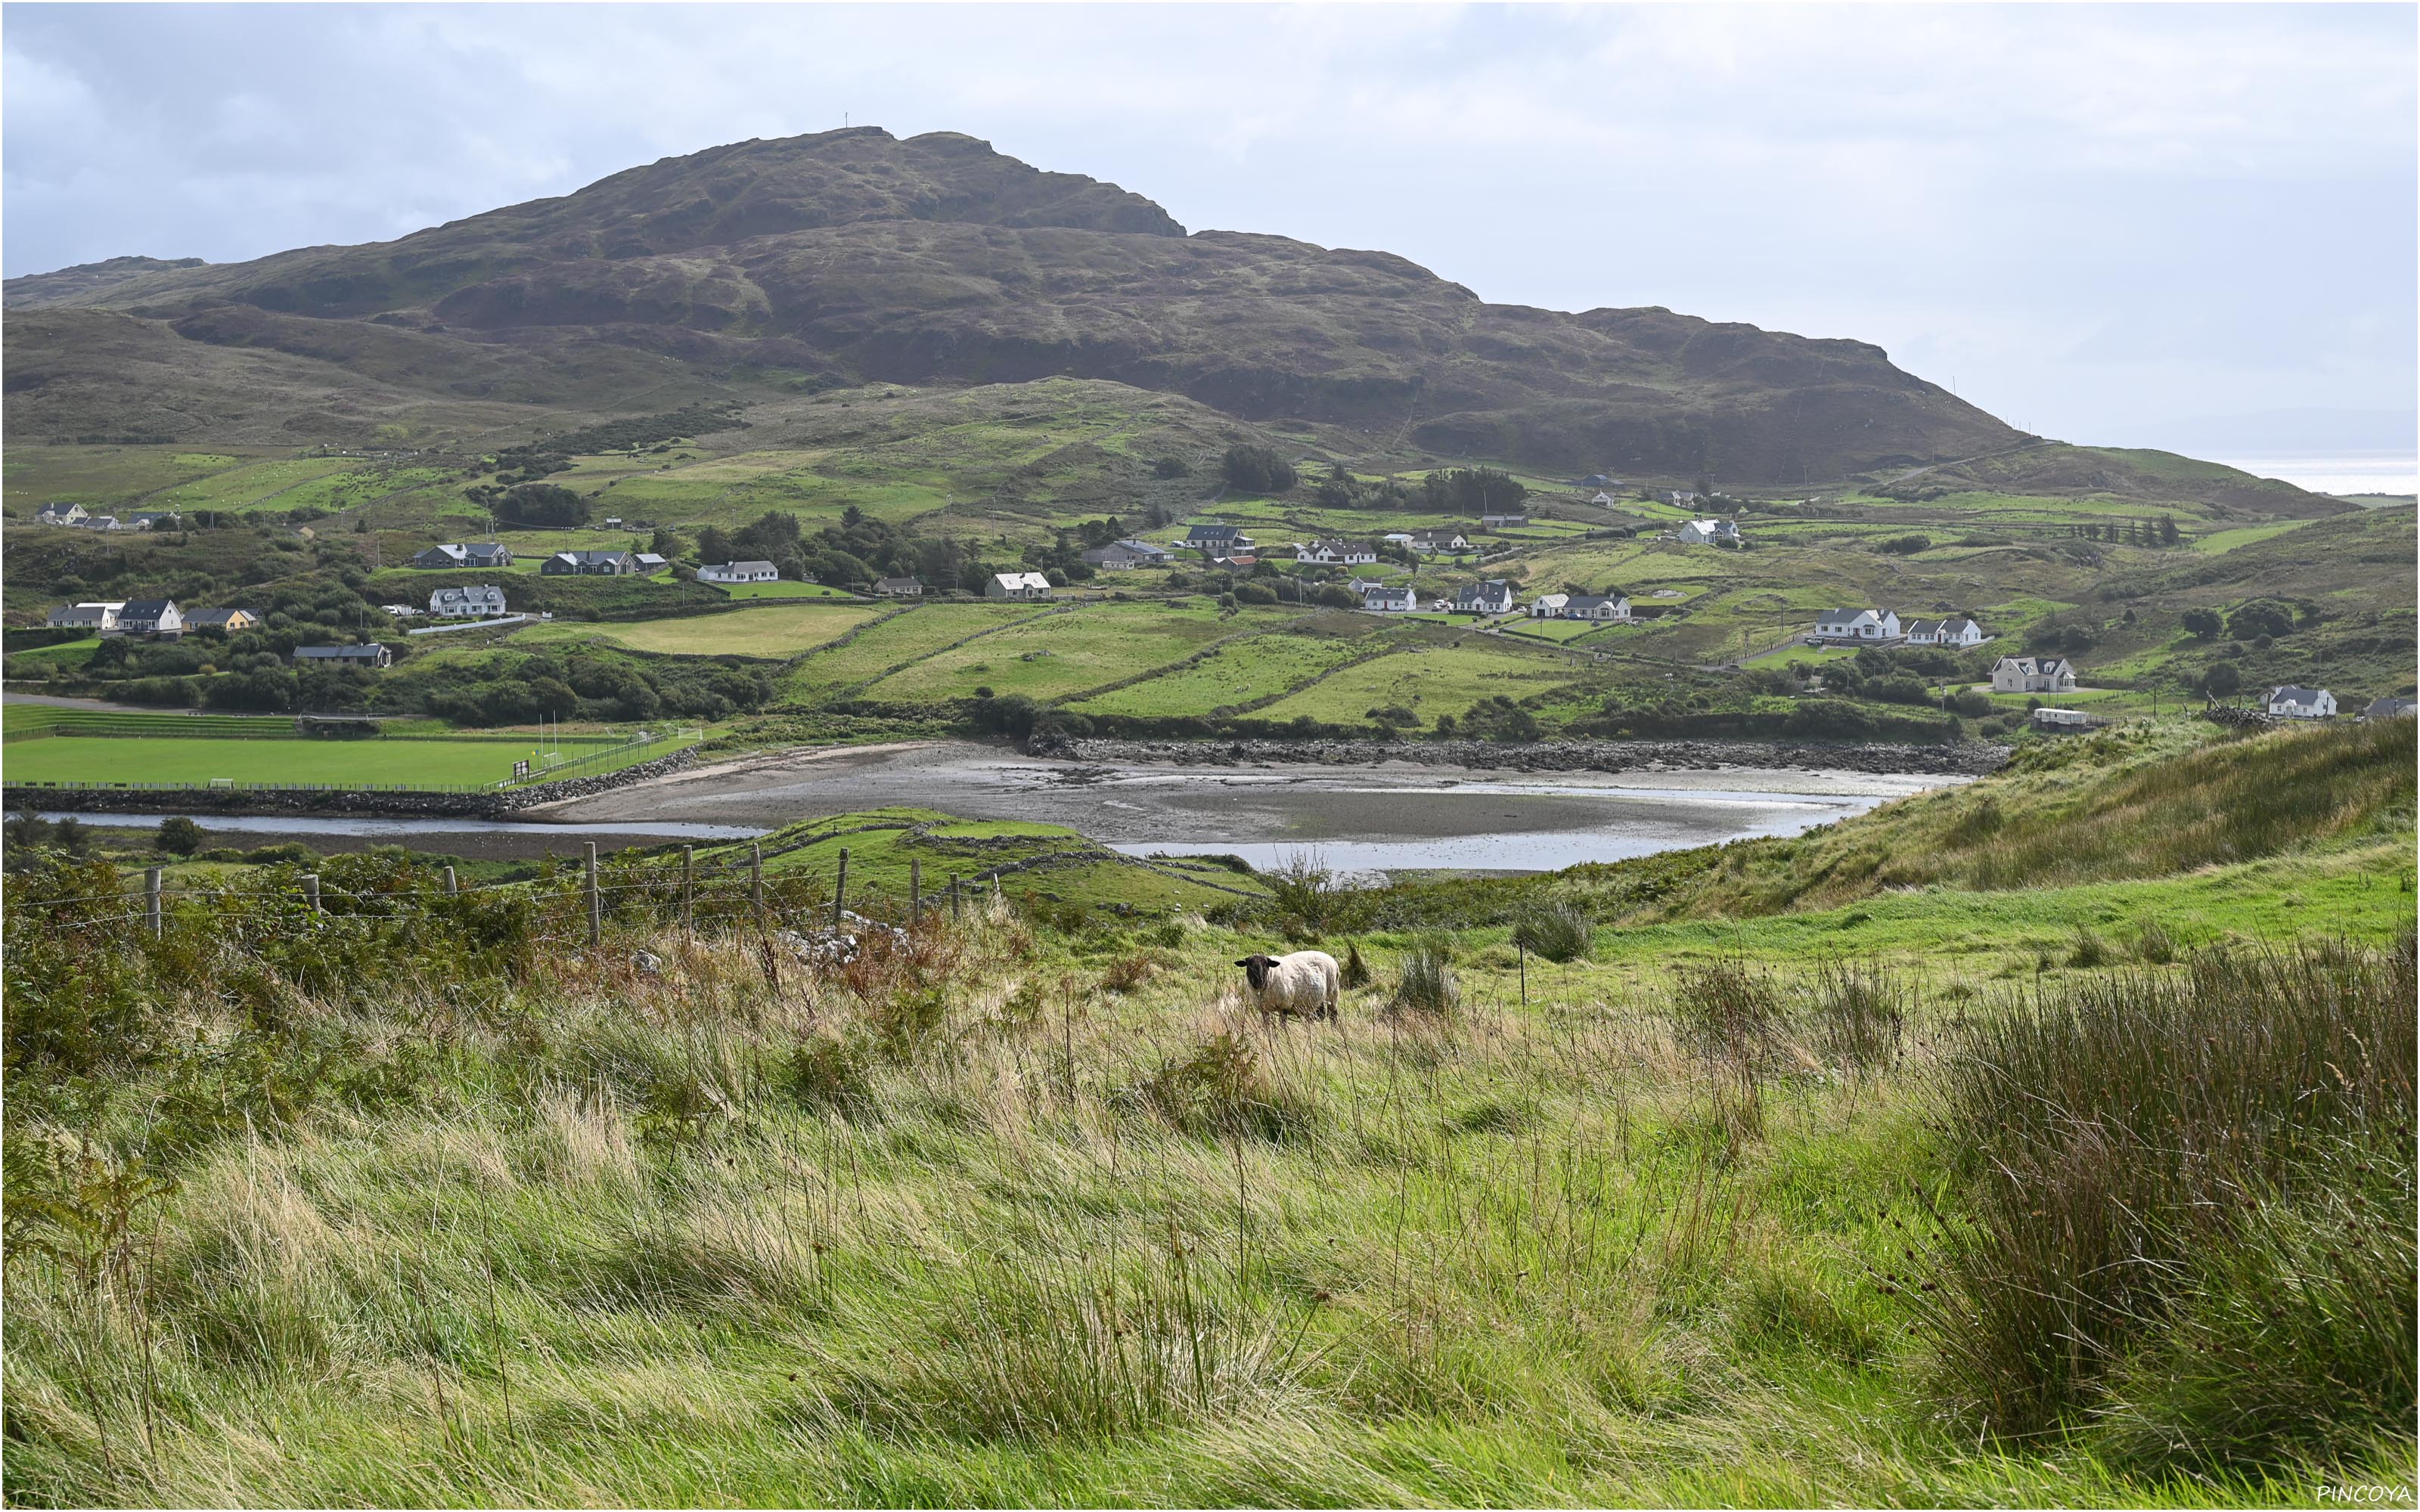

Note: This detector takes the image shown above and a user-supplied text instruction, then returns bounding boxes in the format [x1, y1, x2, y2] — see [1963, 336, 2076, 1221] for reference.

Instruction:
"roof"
[876, 575, 922, 588]
[1815, 608, 1878, 628]
[2267, 685, 2329, 706]
[1186, 522, 1246, 538]
[994, 571, 1051, 589]
[295, 643, 386, 658]
[1113, 538, 1169, 554]
[184, 608, 253, 624]
[119, 599, 177, 618]
[552, 549, 634, 565]
[2363, 696, 2418, 717]
[1997, 655, 2069, 674]
[1566, 594, 1621, 611]
[634, 553, 668, 566]
[728, 560, 776, 572]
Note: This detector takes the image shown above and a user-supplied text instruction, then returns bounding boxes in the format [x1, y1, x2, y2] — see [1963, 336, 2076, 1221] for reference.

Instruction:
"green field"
[2191, 521, 2311, 555]
[5, 733, 588, 789]
[777, 603, 1054, 703]
[1255, 639, 1581, 727]
[860, 602, 1298, 704]
[1074, 625, 1381, 717]
[510, 603, 876, 658]
[714, 580, 860, 601]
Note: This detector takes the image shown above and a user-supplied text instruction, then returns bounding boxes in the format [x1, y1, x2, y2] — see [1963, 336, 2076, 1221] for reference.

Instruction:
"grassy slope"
[4, 725, 2410, 1506]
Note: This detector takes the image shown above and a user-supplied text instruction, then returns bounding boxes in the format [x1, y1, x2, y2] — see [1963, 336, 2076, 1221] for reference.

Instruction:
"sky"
[5, 2, 2414, 466]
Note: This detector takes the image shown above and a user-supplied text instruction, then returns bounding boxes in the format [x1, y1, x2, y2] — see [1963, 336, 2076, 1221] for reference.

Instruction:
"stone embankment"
[1025, 733, 2009, 777]
[3, 748, 703, 820]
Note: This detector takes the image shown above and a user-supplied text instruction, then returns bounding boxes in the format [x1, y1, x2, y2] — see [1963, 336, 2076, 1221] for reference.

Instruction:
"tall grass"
[1915, 938, 2416, 1460]
[1509, 901, 1593, 963]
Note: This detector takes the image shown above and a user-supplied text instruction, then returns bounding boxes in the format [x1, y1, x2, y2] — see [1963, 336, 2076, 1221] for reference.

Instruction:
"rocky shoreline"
[3, 748, 703, 820]
[1025, 733, 2012, 777]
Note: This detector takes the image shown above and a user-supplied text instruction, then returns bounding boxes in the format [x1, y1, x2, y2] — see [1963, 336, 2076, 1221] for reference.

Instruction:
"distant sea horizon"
[2207, 454, 2417, 497]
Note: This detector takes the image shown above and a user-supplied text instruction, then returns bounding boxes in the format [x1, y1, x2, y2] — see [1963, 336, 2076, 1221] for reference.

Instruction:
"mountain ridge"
[0, 125, 2316, 501]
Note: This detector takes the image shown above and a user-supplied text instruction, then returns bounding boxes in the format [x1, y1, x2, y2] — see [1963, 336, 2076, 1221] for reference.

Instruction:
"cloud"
[2, 2, 2411, 449]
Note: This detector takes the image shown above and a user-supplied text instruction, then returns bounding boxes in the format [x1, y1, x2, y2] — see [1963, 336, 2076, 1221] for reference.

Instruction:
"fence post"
[303, 872, 321, 919]
[585, 841, 601, 947]
[751, 842, 765, 930]
[443, 865, 458, 897]
[681, 844, 694, 937]
[147, 867, 163, 940]
[951, 874, 961, 922]
[833, 848, 849, 929]
[910, 858, 921, 922]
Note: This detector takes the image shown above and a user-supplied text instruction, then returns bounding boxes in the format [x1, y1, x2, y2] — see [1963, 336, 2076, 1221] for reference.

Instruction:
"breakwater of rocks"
[1025, 733, 2010, 777]
[4, 748, 702, 820]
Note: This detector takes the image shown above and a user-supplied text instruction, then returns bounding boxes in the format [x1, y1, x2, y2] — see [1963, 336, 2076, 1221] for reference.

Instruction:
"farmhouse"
[543, 550, 641, 576]
[1115, 538, 1173, 564]
[2360, 696, 2418, 721]
[77, 516, 123, 532]
[1562, 593, 1630, 622]
[1590, 491, 1618, 506]
[1453, 581, 1517, 615]
[111, 600, 184, 640]
[1479, 513, 1530, 530]
[1184, 523, 1254, 553]
[1294, 539, 1378, 565]
[1528, 593, 1568, 618]
[1677, 518, 1742, 546]
[1362, 584, 1417, 613]
[412, 543, 515, 569]
[1904, 616, 1990, 648]
[1811, 609, 1902, 645]
[2265, 685, 2337, 720]
[1405, 528, 1471, 554]
[47, 601, 123, 631]
[293, 644, 394, 669]
[986, 571, 1053, 601]
[874, 576, 925, 596]
[1991, 655, 2077, 694]
[430, 585, 509, 618]
[1348, 576, 1387, 596]
[183, 608, 259, 633]
[33, 502, 88, 525]
[634, 553, 668, 572]
[699, 560, 779, 584]
[1669, 491, 1698, 507]
[1081, 541, 1162, 570]
[127, 512, 181, 531]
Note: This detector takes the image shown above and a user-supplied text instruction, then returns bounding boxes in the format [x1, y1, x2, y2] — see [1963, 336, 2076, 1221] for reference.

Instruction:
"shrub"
[1389, 937, 1460, 1016]
[2066, 925, 2111, 967]
[1805, 956, 1907, 1070]
[1220, 445, 1297, 494]
[782, 1033, 880, 1119]
[155, 816, 206, 857]
[1667, 956, 1784, 1066]
[1911, 940, 2416, 1447]
[1339, 942, 1372, 988]
[1134, 1032, 1311, 1142]
[1509, 902, 1592, 963]
[2181, 608, 2223, 640]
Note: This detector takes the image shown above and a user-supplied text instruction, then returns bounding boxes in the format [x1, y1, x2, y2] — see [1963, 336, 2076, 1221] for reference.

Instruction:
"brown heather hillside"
[5, 126, 2032, 482]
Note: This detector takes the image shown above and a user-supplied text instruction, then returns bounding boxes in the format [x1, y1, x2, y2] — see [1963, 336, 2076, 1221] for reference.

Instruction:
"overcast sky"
[6, 2, 2413, 462]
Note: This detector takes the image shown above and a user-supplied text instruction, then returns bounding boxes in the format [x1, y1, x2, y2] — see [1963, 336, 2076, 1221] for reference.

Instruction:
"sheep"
[1234, 950, 1341, 1020]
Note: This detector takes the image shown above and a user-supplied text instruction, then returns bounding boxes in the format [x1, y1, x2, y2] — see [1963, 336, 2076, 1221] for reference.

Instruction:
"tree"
[1221, 445, 1298, 494]
[495, 483, 589, 528]
[2225, 600, 2296, 641]
[2158, 515, 2180, 546]
[2201, 662, 2242, 697]
[695, 525, 733, 565]
[2181, 608, 2223, 640]
[1152, 457, 1191, 479]
[156, 816, 206, 856]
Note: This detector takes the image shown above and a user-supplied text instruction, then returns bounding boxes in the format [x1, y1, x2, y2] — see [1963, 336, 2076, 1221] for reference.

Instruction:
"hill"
[5, 126, 2033, 483]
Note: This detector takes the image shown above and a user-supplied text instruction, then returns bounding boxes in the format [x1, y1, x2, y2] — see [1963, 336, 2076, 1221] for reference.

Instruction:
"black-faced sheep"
[1234, 951, 1341, 1019]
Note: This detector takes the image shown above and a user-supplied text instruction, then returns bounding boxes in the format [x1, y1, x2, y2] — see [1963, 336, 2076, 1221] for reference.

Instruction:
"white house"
[1992, 655, 2078, 694]
[33, 502, 88, 526]
[987, 571, 1053, 601]
[2360, 696, 2418, 721]
[110, 600, 184, 639]
[874, 576, 924, 596]
[78, 516, 123, 532]
[1562, 593, 1630, 622]
[430, 585, 509, 618]
[1295, 539, 1378, 566]
[1184, 523, 1254, 553]
[1668, 491, 1699, 507]
[1082, 542, 1158, 570]
[1348, 576, 1387, 596]
[1904, 616, 1990, 649]
[1528, 593, 1569, 618]
[1406, 528, 1471, 554]
[700, 560, 780, 584]
[1453, 580, 1517, 615]
[47, 601, 123, 631]
[1590, 491, 1618, 507]
[2266, 685, 2337, 720]
[1362, 584, 1418, 613]
[1811, 609, 1903, 645]
[1677, 518, 1742, 547]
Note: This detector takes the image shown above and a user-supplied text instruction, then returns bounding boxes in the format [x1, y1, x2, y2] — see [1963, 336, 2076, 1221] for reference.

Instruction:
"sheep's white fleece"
[1246, 950, 1340, 1016]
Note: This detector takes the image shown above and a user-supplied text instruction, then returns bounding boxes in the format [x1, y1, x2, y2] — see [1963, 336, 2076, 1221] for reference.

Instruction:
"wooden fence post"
[951, 875, 961, 922]
[751, 842, 765, 929]
[303, 872, 321, 919]
[833, 848, 849, 928]
[585, 841, 601, 947]
[910, 858, 921, 922]
[147, 867, 163, 940]
[681, 844, 694, 936]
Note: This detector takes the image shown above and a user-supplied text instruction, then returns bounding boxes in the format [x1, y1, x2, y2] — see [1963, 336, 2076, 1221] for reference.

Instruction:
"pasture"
[4, 733, 571, 789]
[859, 602, 1298, 705]
[778, 603, 1055, 703]
[513, 603, 876, 658]
[1074, 624, 1384, 717]
[1255, 639, 1585, 728]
